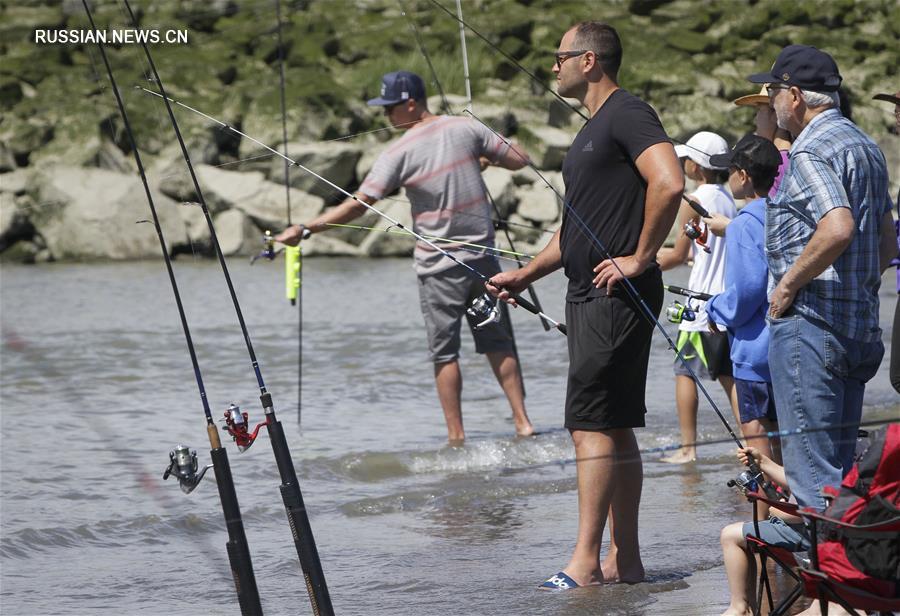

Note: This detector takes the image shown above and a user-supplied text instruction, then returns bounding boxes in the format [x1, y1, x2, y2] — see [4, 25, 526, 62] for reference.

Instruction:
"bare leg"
[434, 360, 464, 444]
[718, 375, 740, 426]
[561, 429, 640, 586]
[661, 375, 698, 463]
[720, 522, 754, 616]
[486, 351, 534, 437]
[600, 429, 645, 583]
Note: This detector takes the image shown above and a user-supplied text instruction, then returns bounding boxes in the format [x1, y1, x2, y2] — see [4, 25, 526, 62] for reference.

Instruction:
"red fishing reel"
[222, 403, 266, 452]
[684, 219, 711, 253]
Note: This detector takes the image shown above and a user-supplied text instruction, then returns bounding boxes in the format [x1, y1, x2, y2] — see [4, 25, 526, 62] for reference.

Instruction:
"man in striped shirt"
[277, 71, 534, 444]
[748, 45, 894, 511]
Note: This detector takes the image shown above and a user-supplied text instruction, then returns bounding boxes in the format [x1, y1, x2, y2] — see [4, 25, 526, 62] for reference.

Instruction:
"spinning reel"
[666, 299, 697, 324]
[163, 445, 212, 494]
[250, 230, 282, 265]
[684, 219, 711, 253]
[222, 403, 266, 452]
[467, 293, 502, 329]
[727, 467, 785, 502]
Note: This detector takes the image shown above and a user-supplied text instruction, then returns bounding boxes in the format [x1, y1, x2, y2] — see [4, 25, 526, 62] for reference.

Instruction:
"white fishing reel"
[163, 445, 212, 494]
[467, 293, 502, 329]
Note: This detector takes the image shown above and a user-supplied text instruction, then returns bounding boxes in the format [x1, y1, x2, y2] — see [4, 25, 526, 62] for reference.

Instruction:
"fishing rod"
[324, 222, 535, 259]
[426, 0, 589, 121]
[137, 87, 568, 337]
[664, 284, 712, 325]
[120, 1, 333, 613]
[272, 0, 305, 427]
[401, 0, 552, 332]
[463, 109, 779, 498]
[454, 0, 473, 112]
[80, 2, 262, 613]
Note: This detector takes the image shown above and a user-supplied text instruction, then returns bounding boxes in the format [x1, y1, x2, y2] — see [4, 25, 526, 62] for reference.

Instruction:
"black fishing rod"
[398, 0, 552, 333]
[463, 110, 781, 497]
[120, 1, 333, 613]
[135, 86, 567, 337]
[80, 2, 262, 614]
[272, 0, 305, 427]
[426, 0, 589, 121]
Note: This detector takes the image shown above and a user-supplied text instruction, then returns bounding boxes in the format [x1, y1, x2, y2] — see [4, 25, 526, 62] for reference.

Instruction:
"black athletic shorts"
[565, 267, 664, 431]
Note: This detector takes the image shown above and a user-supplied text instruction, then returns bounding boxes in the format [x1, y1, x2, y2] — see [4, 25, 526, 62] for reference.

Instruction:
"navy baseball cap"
[367, 71, 426, 106]
[748, 45, 842, 92]
[709, 134, 781, 181]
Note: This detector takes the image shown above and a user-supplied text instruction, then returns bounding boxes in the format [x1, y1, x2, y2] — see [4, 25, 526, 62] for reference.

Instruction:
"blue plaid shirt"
[766, 109, 890, 342]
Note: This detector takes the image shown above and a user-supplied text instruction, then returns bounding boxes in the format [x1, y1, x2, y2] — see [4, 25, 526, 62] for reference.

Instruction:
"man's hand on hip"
[592, 255, 648, 294]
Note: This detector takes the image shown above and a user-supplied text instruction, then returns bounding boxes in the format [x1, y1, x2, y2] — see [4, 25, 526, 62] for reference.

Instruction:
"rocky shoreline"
[1, 0, 898, 263]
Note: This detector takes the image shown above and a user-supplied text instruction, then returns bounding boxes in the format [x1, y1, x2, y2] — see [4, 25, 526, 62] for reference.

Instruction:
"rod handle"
[682, 194, 710, 218]
[665, 284, 712, 301]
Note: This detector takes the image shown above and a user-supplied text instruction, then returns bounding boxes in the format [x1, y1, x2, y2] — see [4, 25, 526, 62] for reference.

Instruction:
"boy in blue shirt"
[705, 135, 784, 465]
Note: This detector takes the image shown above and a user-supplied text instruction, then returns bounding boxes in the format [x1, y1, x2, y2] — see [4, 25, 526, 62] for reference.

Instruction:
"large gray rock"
[235, 181, 325, 231]
[29, 166, 187, 260]
[518, 124, 573, 170]
[159, 164, 268, 214]
[357, 193, 415, 257]
[481, 166, 518, 218]
[514, 176, 563, 223]
[0, 141, 16, 172]
[269, 141, 363, 202]
[212, 209, 257, 256]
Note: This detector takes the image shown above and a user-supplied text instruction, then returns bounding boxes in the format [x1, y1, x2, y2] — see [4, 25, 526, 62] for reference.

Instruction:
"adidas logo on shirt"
[582, 140, 593, 152]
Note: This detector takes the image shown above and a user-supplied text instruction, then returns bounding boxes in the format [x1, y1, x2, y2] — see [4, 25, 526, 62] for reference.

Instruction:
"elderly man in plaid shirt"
[747, 45, 895, 512]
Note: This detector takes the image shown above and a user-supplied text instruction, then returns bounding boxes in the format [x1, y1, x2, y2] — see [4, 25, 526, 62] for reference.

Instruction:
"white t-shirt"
[680, 183, 736, 332]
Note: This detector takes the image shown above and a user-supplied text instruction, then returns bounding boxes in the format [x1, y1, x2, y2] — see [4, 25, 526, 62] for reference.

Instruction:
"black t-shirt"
[560, 89, 670, 302]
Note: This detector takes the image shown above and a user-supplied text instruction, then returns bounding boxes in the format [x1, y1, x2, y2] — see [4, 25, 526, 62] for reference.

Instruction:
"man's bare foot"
[557, 566, 602, 587]
[660, 448, 696, 464]
[795, 602, 854, 616]
[600, 559, 645, 584]
[515, 421, 535, 438]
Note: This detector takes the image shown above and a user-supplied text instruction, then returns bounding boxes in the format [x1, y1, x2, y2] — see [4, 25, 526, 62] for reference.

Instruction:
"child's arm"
[737, 447, 787, 488]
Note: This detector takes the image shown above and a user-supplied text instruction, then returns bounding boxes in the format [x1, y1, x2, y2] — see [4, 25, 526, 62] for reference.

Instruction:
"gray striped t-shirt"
[359, 116, 510, 276]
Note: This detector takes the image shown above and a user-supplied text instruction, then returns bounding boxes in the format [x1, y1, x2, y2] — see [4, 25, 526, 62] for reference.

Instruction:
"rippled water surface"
[1, 258, 897, 615]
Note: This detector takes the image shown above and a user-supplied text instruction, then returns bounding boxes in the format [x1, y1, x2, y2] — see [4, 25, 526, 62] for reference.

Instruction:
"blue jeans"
[767, 312, 883, 511]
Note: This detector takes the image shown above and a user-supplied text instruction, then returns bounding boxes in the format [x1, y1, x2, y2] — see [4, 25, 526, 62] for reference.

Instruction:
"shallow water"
[1, 257, 897, 615]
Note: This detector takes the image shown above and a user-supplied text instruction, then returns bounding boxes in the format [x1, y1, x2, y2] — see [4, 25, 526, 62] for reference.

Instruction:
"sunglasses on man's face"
[766, 84, 790, 97]
[554, 49, 589, 70]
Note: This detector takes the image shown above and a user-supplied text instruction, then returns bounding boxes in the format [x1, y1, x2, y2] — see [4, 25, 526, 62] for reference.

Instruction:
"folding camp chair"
[743, 490, 807, 616]
[796, 506, 900, 616]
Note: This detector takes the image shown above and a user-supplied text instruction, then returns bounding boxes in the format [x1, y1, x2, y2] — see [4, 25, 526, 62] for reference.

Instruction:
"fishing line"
[120, 0, 334, 612]
[137, 87, 568, 336]
[322, 222, 538, 265]
[400, 0, 552, 332]
[80, 2, 262, 613]
[272, 0, 305, 429]
[426, 0, 589, 121]
[464, 108, 754, 463]
[508, 418, 898, 474]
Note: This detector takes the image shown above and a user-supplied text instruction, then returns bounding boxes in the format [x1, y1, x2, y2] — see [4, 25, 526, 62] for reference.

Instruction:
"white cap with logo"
[674, 131, 729, 170]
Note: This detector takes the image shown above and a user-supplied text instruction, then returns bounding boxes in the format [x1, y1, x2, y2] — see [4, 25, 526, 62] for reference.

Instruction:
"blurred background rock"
[1, 0, 897, 261]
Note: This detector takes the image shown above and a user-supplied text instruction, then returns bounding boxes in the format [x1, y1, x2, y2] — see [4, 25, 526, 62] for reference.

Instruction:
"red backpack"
[816, 423, 900, 596]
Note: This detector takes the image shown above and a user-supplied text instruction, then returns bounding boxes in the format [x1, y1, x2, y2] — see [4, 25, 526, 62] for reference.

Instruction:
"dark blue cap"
[748, 45, 842, 92]
[366, 71, 426, 106]
[709, 134, 781, 180]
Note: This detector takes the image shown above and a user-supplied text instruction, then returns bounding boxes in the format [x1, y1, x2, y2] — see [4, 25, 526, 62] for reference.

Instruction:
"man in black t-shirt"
[489, 22, 683, 590]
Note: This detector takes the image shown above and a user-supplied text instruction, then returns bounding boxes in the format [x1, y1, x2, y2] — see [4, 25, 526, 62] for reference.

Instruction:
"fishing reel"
[467, 293, 502, 330]
[250, 230, 282, 265]
[666, 299, 697, 324]
[222, 403, 266, 452]
[163, 445, 212, 494]
[684, 219, 711, 254]
[727, 467, 786, 502]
